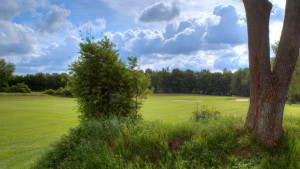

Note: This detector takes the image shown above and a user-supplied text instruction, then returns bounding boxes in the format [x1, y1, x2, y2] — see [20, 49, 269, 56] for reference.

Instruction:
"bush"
[43, 89, 55, 95]
[7, 83, 31, 93]
[192, 105, 220, 121]
[55, 87, 73, 97]
[43, 87, 73, 97]
[0, 58, 15, 92]
[33, 115, 299, 169]
[69, 36, 150, 119]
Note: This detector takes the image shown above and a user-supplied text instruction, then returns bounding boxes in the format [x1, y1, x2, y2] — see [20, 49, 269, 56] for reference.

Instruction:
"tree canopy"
[0, 58, 15, 91]
[69, 37, 150, 119]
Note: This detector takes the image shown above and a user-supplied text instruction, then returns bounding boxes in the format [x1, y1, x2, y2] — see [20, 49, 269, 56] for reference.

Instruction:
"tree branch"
[273, 0, 300, 86]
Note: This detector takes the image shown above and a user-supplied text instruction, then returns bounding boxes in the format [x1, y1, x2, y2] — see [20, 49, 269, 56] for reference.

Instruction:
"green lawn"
[0, 93, 299, 168]
[0, 94, 79, 168]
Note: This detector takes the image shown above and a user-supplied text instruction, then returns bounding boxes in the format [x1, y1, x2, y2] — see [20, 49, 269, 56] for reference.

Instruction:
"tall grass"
[33, 113, 300, 168]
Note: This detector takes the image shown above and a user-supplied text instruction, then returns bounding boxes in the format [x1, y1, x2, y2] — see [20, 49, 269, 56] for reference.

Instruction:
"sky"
[0, 0, 286, 74]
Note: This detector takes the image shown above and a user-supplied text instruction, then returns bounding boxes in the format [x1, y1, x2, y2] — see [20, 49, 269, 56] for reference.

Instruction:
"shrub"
[43, 87, 73, 97]
[33, 115, 299, 169]
[55, 87, 73, 97]
[69, 36, 150, 119]
[7, 83, 31, 93]
[43, 89, 55, 95]
[0, 58, 15, 92]
[192, 105, 220, 121]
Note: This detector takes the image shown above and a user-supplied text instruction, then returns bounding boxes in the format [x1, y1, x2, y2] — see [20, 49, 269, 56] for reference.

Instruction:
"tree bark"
[243, 0, 300, 145]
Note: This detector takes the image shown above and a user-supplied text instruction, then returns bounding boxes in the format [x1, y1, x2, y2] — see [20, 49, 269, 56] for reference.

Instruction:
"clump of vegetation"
[33, 115, 299, 168]
[192, 105, 220, 121]
[43, 87, 73, 97]
[6, 83, 31, 93]
[0, 58, 15, 92]
[69, 36, 150, 119]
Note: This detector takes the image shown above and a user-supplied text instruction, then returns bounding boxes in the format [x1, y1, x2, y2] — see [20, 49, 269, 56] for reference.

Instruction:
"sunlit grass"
[0, 95, 79, 168]
[0, 93, 299, 168]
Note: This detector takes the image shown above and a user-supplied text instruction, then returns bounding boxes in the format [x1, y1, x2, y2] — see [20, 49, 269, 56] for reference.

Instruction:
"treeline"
[9, 73, 71, 91]
[7, 68, 251, 97]
[146, 68, 250, 97]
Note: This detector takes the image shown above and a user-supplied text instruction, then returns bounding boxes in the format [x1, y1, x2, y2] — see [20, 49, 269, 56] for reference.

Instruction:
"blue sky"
[0, 0, 286, 74]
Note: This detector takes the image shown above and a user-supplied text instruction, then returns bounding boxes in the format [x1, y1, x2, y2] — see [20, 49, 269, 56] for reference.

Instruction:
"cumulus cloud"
[139, 2, 180, 23]
[15, 35, 80, 74]
[204, 5, 247, 45]
[77, 18, 106, 34]
[112, 5, 246, 56]
[37, 5, 72, 34]
[0, 0, 49, 21]
[213, 44, 248, 70]
[0, 21, 38, 56]
[0, 0, 21, 21]
[108, 5, 248, 71]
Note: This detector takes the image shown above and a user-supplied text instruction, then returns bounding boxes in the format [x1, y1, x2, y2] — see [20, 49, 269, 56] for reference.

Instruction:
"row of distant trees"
[5, 66, 250, 97]
[9, 73, 70, 91]
[145, 68, 250, 97]
[1, 58, 299, 101]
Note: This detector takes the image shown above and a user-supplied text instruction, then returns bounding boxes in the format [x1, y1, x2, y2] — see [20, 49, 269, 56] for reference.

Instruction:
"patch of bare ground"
[229, 98, 249, 102]
[173, 100, 202, 102]
[234, 147, 254, 159]
[168, 137, 191, 151]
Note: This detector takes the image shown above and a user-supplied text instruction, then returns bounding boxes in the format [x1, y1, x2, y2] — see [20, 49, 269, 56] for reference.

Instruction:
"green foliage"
[181, 118, 238, 168]
[147, 67, 248, 97]
[10, 72, 71, 91]
[231, 68, 250, 97]
[0, 58, 15, 92]
[43, 87, 73, 97]
[6, 83, 31, 93]
[192, 105, 220, 121]
[33, 115, 300, 169]
[69, 36, 150, 119]
[1, 94, 300, 168]
[43, 89, 55, 95]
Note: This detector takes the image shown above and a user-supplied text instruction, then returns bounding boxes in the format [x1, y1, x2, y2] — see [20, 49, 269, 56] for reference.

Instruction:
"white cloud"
[270, 0, 286, 9]
[0, 0, 49, 21]
[15, 35, 80, 74]
[139, 2, 180, 23]
[76, 18, 106, 34]
[102, 0, 157, 16]
[37, 5, 73, 34]
[0, 0, 286, 74]
[0, 20, 38, 57]
[107, 5, 248, 71]
[0, 0, 21, 21]
[269, 21, 283, 44]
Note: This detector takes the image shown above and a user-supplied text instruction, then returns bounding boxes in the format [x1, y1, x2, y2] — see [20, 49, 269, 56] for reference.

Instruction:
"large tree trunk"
[243, 0, 300, 145]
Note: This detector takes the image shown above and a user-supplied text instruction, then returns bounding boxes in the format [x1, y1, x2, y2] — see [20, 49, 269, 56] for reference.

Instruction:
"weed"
[192, 104, 220, 121]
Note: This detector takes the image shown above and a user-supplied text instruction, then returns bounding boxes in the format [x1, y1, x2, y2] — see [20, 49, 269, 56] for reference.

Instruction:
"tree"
[222, 69, 233, 95]
[69, 36, 150, 119]
[271, 41, 300, 104]
[0, 58, 15, 91]
[128, 57, 151, 114]
[242, 0, 300, 145]
[171, 68, 185, 93]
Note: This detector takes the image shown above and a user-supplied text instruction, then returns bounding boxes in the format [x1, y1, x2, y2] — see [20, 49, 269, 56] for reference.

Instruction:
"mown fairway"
[0, 93, 299, 168]
[0, 93, 78, 168]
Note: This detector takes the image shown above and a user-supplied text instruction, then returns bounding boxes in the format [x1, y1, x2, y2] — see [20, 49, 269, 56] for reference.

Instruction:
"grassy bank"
[33, 116, 300, 168]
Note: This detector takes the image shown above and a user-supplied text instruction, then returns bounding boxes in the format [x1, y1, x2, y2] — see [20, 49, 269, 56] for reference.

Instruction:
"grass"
[33, 116, 300, 168]
[0, 94, 79, 168]
[0, 93, 299, 168]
